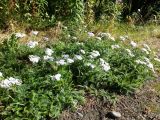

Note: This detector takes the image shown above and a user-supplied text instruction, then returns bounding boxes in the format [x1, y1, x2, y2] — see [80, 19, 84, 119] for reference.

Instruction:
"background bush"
[123, 0, 160, 22]
[0, 0, 160, 28]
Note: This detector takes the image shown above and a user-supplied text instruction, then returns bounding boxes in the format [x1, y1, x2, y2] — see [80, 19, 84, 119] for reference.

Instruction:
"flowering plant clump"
[0, 34, 158, 119]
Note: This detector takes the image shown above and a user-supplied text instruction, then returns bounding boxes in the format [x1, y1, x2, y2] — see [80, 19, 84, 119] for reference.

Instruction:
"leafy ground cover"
[0, 29, 160, 119]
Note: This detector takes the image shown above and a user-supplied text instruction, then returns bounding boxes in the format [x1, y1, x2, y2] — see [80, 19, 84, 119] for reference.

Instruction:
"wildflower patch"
[0, 34, 159, 119]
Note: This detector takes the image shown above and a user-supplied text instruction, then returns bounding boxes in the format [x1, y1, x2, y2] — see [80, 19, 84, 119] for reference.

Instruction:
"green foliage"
[0, 0, 85, 28]
[0, 0, 9, 28]
[93, 0, 122, 21]
[0, 33, 157, 119]
[123, 0, 160, 22]
[47, 0, 84, 23]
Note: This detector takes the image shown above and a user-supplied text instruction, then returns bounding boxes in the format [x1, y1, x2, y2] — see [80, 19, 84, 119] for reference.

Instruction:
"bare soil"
[58, 79, 160, 120]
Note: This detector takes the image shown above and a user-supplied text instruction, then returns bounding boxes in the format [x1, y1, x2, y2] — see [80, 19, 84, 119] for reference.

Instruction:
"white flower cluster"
[56, 54, 75, 65]
[98, 32, 115, 41]
[15, 32, 26, 38]
[100, 58, 111, 72]
[135, 60, 146, 65]
[0, 77, 22, 88]
[43, 48, 54, 61]
[119, 35, 128, 41]
[74, 55, 83, 60]
[51, 74, 61, 81]
[141, 44, 151, 54]
[154, 58, 160, 62]
[126, 49, 135, 57]
[143, 44, 151, 51]
[135, 57, 155, 73]
[76, 42, 84, 46]
[45, 48, 54, 56]
[72, 36, 77, 40]
[31, 31, 39, 36]
[43, 56, 54, 61]
[29, 55, 40, 64]
[111, 45, 120, 49]
[62, 54, 69, 59]
[130, 41, 137, 47]
[88, 32, 95, 37]
[56, 59, 67, 65]
[144, 57, 155, 73]
[67, 58, 74, 64]
[90, 50, 100, 59]
[141, 48, 149, 54]
[27, 41, 38, 48]
[119, 36, 126, 41]
[86, 63, 95, 69]
[80, 49, 85, 54]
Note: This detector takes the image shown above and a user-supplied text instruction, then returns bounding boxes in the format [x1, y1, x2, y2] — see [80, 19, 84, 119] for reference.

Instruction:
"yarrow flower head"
[80, 49, 85, 54]
[45, 48, 54, 56]
[126, 49, 135, 57]
[130, 41, 137, 47]
[98, 32, 115, 41]
[15, 32, 26, 38]
[76, 42, 84, 46]
[43, 55, 54, 61]
[144, 58, 155, 73]
[29, 55, 40, 64]
[136, 57, 155, 73]
[98, 32, 111, 38]
[119, 36, 126, 41]
[154, 58, 160, 62]
[143, 44, 151, 52]
[56, 59, 66, 65]
[111, 45, 120, 49]
[27, 41, 38, 48]
[72, 36, 77, 40]
[67, 58, 74, 64]
[74, 55, 83, 60]
[88, 32, 95, 37]
[90, 50, 100, 59]
[135, 60, 146, 65]
[141, 48, 149, 54]
[51, 74, 61, 81]
[31, 30, 39, 35]
[0, 77, 22, 88]
[62, 54, 69, 59]
[86, 63, 95, 69]
[99, 58, 110, 72]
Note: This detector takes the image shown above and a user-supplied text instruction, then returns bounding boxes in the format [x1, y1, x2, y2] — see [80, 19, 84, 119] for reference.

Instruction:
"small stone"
[107, 111, 121, 119]
[77, 112, 83, 118]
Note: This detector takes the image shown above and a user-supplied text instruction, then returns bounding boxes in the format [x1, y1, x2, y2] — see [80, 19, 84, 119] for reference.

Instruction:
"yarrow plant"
[0, 34, 158, 120]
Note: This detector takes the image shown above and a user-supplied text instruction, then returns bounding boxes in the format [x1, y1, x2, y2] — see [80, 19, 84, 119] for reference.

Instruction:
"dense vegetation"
[0, 34, 159, 119]
[0, 0, 160, 28]
[0, 0, 160, 120]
